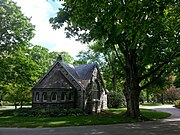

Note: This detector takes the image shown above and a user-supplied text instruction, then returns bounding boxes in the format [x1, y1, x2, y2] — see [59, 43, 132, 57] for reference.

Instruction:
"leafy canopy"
[50, 0, 180, 90]
[0, 0, 35, 56]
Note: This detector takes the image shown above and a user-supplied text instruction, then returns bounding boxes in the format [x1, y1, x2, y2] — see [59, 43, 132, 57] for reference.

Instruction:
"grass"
[140, 108, 170, 120]
[0, 108, 170, 128]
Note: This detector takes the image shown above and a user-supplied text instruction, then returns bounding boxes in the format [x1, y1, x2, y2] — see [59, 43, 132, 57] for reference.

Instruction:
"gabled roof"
[61, 61, 80, 80]
[75, 63, 97, 80]
[34, 56, 99, 90]
[60, 61, 97, 88]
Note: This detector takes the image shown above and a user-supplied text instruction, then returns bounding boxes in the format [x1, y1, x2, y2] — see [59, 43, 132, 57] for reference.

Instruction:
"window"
[42, 92, 47, 102]
[35, 92, 40, 101]
[92, 80, 100, 100]
[51, 92, 57, 102]
[68, 92, 73, 101]
[61, 92, 66, 101]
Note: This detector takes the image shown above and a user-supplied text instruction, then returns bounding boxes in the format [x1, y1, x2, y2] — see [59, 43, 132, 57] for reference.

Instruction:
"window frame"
[35, 92, 40, 102]
[42, 92, 48, 102]
[51, 92, 57, 102]
[92, 79, 100, 100]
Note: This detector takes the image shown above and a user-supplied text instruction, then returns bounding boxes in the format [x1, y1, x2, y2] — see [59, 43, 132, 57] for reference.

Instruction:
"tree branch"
[139, 51, 180, 82]
[140, 69, 165, 90]
[112, 44, 125, 70]
[139, 61, 168, 82]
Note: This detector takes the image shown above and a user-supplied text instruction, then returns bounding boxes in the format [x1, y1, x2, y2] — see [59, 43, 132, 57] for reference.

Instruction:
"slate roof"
[59, 60, 97, 88]
[60, 61, 80, 80]
[75, 64, 96, 80]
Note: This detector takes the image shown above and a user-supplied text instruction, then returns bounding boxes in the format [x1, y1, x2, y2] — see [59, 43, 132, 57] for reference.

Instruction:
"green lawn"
[0, 108, 170, 128]
[0, 108, 170, 127]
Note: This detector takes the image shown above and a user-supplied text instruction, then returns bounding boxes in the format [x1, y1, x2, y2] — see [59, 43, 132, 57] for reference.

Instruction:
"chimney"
[57, 55, 62, 61]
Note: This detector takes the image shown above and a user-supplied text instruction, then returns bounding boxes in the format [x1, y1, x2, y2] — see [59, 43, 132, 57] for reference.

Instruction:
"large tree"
[3, 49, 39, 108]
[0, 0, 35, 84]
[0, 0, 35, 105]
[0, 0, 35, 57]
[30, 45, 75, 77]
[50, 0, 180, 119]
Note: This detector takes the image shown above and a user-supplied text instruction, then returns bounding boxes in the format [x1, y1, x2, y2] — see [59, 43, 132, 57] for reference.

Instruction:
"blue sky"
[13, 0, 87, 58]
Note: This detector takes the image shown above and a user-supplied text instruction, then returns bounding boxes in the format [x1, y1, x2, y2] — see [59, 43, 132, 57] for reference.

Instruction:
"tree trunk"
[14, 102, 17, 110]
[20, 100, 23, 108]
[123, 82, 141, 119]
[0, 92, 2, 106]
[146, 89, 150, 103]
[161, 93, 164, 104]
[112, 65, 117, 92]
[123, 50, 141, 119]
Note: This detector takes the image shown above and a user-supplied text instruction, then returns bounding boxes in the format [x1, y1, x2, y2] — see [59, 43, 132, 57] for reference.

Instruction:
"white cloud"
[13, 0, 87, 58]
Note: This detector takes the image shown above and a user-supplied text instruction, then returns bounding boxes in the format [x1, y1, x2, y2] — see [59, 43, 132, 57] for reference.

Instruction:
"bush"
[107, 92, 126, 108]
[6, 108, 86, 117]
[164, 87, 180, 103]
[174, 100, 180, 109]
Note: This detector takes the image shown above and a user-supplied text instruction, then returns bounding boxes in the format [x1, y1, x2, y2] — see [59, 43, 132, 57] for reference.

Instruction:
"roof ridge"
[59, 61, 85, 90]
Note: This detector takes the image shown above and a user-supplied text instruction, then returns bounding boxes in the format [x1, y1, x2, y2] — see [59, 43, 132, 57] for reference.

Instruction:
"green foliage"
[174, 100, 180, 108]
[174, 74, 180, 88]
[30, 45, 74, 78]
[0, 0, 35, 105]
[164, 87, 180, 103]
[0, 0, 35, 56]
[1, 108, 86, 117]
[1, 48, 39, 105]
[107, 92, 126, 108]
[0, 0, 76, 109]
[75, 44, 124, 92]
[1, 43, 74, 106]
[51, 0, 180, 119]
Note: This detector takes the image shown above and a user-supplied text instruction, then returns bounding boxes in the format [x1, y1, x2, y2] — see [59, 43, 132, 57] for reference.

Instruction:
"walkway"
[142, 105, 180, 121]
[0, 105, 179, 135]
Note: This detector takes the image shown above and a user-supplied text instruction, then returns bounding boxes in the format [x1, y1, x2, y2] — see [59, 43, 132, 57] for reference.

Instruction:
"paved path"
[0, 106, 31, 110]
[141, 105, 180, 121]
[0, 105, 179, 135]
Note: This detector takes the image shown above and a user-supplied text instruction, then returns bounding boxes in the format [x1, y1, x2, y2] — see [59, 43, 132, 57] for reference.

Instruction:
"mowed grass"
[0, 108, 170, 128]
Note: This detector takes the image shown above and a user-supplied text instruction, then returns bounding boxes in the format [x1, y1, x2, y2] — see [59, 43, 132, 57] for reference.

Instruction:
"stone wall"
[32, 88, 77, 110]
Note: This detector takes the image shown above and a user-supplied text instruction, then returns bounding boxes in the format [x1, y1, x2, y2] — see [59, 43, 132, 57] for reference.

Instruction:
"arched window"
[35, 92, 40, 101]
[61, 92, 66, 101]
[92, 80, 100, 100]
[42, 92, 47, 102]
[51, 92, 57, 102]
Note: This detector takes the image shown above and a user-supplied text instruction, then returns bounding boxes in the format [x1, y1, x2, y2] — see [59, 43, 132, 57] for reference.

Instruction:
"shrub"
[165, 87, 180, 103]
[11, 108, 86, 117]
[107, 92, 126, 108]
[174, 100, 180, 109]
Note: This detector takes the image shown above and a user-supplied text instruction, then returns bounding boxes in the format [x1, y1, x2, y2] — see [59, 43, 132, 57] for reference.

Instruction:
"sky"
[13, 0, 87, 58]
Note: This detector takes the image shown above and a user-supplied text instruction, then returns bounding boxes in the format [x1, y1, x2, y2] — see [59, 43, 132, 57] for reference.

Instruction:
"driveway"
[0, 105, 179, 135]
[141, 105, 180, 120]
